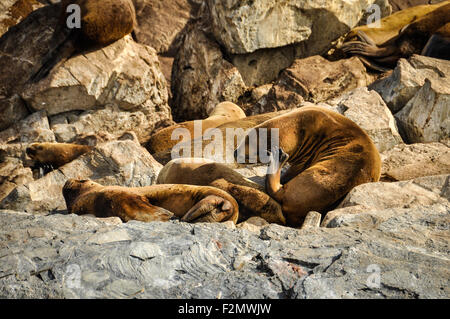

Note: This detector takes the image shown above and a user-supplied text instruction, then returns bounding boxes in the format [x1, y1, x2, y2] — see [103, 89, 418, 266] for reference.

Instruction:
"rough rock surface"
[0, 111, 55, 144]
[0, 4, 172, 140]
[324, 88, 403, 153]
[207, 0, 390, 56]
[0, 192, 448, 298]
[0, 139, 163, 213]
[381, 142, 450, 181]
[132, 0, 200, 55]
[171, 24, 246, 122]
[254, 56, 374, 114]
[370, 55, 450, 114]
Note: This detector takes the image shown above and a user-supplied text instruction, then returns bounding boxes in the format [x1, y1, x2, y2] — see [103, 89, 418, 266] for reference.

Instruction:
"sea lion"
[30, 0, 136, 82]
[234, 106, 381, 227]
[26, 142, 93, 170]
[63, 179, 239, 223]
[151, 110, 290, 165]
[341, 2, 450, 70]
[157, 158, 286, 225]
[145, 102, 246, 155]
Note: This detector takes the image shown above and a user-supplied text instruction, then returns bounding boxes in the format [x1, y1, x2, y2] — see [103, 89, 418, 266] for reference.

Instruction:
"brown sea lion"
[234, 106, 381, 227]
[157, 158, 286, 225]
[63, 179, 239, 223]
[30, 0, 136, 82]
[26, 142, 93, 169]
[151, 110, 290, 165]
[342, 2, 450, 70]
[145, 102, 246, 155]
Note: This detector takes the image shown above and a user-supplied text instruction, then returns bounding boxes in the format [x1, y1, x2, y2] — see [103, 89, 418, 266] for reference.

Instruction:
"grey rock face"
[0, 197, 448, 298]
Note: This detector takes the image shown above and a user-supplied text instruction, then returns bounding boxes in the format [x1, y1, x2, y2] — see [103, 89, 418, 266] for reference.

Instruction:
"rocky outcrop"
[0, 139, 163, 213]
[207, 0, 391, 56]
[0, 111, 55, 144]
[370, 55, 449, 143]
[171, 24, 246, 122]
[0, 190, 448, 298]
[381, 142, 450, 181]
[254, 56, 374, 114]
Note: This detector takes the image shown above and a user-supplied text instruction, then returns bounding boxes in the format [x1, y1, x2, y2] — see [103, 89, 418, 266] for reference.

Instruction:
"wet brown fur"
[145, 102, 246, 155]
[342, 2, 450, 69]
[63, 179, 240, 223]
[157, 158, 286, 225]
[26, 142, 93, 168]
[235, 106, 381, 227]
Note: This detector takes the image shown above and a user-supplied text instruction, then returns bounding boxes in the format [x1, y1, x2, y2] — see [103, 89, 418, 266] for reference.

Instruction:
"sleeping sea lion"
[157, 158, 286, 225]
[234, 106, 381, 227]
[145, 102, 246, 155]
[63, 179, 239, 223]
[341, 2, 450, 70]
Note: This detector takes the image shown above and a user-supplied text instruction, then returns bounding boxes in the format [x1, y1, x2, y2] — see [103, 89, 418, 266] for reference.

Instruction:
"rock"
[394, 78, 449, 143]
[0, 156, 33, 203]
[337, 174, 449, 212]
[370, 55, 450, 114]
[0, 200, 448, 298]
[207, 0, 391, 56]
[0, 111, 55, 144]
[0, 139, 163, 213]
[325, 87, 403, 152]
[253, 56, 374, 114]
[0, 4, 172, 139]
[236, 216, 269, 233]
[171, 24, 246, 122]
[381, 142, 450, 181]
[231, 45, 296, 87]
[22, 35, 170, 116]
[132, 0, 201, 55]
[0, 4, 61, 130]
[300, 212, 322, 230]
[0, 0, 43, 37]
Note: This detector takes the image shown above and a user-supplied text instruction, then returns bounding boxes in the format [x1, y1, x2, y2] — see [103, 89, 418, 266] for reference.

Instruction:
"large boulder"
[171, 24, 246, 122]
[0, 3, 172, 140]
[253, 56, 374, 114]
[207, 0, 391, 56]
[381, 142, 450, 181]
[0, 139, 163, 213]
[0, 197, 448, 298]
[370, 55, 450, 114]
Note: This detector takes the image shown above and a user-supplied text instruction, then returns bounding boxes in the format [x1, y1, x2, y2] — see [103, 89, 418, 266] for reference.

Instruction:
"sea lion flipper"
[181, 195, 235, 223]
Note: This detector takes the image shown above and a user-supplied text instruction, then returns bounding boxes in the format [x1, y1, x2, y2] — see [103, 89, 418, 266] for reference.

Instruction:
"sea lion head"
[26, 143, 46, 161]
[209, 102, 246, 120]
[63, 179, 99, 212]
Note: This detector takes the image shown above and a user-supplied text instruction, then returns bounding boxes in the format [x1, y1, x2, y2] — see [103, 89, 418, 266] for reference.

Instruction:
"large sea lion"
[63, 179, 239, 223]
[30, 0, 136, 82]
[157, 158, 286, 225]
[145, 102, 246, 155]
[151, 110, 290, 165]
[26, 142, 93, 170]
[234, 106, 381, 227]
[341, 2, 450, 70]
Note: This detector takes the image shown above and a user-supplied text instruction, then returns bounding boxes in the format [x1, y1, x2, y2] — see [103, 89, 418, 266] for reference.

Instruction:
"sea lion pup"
[63, 179, 239, 223]
[157, 158, 286, 225]
[151, 110, 290, 165]
[234, 106, 381, 227]
[145, 102, 246, 155]
[341, 2, 450, 70]
[30, 0, 136, 82]
[26, 142, 93, 170]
